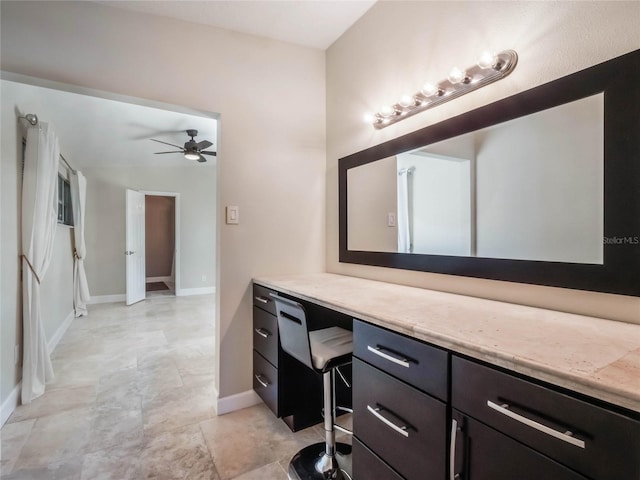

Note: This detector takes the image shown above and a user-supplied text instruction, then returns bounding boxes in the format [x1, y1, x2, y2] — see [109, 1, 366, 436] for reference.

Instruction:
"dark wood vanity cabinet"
[451, 356, 640, 480]
[352, 320, 449, 480]
[350, 319, 640, 480]
[252, 284, 323, 431]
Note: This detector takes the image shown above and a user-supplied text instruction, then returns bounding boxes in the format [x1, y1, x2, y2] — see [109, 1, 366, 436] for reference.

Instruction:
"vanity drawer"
[252, 351, 279, 415]
[352, 437, 404, 480]
[353, 320, 448, 400]
[452, 356, 640, 480]
[253, 284, 276, 315]
[252, 306, 279, 367]
[353, 358, 446, 480]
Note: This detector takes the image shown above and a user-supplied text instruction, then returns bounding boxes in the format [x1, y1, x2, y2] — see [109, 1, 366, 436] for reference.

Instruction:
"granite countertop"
[254, 273, 640, 413]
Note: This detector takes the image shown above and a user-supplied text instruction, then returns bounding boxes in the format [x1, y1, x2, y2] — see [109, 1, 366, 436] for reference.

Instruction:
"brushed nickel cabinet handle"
[367, 345, 411, 368]
[254, 328, 271, 338]
[366, 405, 410, 438]
[254, 296, 269, 304]
[254, 374, 270, 388]
[487, 400, 585, 449]
[450, 418, 461, 480]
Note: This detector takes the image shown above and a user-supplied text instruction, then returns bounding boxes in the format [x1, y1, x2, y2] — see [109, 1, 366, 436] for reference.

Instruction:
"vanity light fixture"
[367, 49, 518, 129]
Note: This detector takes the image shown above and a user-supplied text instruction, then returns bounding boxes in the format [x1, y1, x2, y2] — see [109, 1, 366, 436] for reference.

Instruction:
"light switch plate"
[226, 206, 239, 225]
[387, 212, 396, 227]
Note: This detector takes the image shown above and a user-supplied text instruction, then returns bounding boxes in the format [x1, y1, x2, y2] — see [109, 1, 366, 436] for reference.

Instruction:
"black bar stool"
[270, 293, 353, 480]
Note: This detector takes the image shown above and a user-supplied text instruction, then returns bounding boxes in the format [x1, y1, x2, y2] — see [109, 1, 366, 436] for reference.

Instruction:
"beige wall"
[83, 166, 215, 294]
[1, 79, 74, 405]
[327, 1, 640, 323]
[145, 196, 176, 279]
[347, 155, 397, 252]
[1, 1, 326, 399]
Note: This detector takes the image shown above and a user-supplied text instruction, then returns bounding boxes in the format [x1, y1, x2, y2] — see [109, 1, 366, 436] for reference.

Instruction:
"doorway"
[144, 192, 179, 297]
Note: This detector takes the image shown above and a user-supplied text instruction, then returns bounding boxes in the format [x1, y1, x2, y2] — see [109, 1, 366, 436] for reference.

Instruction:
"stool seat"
[309, 326, 353, 371]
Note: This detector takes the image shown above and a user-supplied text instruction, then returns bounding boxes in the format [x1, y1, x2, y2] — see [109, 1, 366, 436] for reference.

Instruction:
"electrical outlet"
[387, 212, 397, 227]
[14, 345, 20, 365]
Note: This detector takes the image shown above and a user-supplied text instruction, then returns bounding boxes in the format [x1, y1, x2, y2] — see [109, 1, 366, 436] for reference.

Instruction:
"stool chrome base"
[287, 442, 352, 480]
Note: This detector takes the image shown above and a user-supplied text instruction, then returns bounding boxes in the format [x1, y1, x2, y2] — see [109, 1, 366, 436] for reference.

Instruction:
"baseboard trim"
[146, 276, 172, 283]
[217, 389, 262, 415]
[177, 287, 215, 297]
[88, 294, 125, 304]
[47, 311, 74, 353]
[1, 382, 21, 426]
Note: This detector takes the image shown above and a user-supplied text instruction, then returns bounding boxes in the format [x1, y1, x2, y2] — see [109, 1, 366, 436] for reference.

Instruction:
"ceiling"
[97, 0, 376, 50]
[5, 78, 218, 169]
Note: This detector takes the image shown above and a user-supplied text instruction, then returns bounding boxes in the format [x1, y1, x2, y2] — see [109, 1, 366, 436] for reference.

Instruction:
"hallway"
[0, 294, 295, 479]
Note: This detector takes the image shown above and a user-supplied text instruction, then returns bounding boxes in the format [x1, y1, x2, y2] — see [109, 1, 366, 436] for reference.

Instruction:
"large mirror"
[340, 49, 640, 296]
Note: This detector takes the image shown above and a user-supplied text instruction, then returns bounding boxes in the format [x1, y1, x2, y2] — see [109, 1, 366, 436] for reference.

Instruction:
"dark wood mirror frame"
[339, 49, 640, 296]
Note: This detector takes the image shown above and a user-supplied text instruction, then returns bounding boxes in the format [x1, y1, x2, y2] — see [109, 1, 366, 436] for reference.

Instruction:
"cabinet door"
[451, 411, 589, 480]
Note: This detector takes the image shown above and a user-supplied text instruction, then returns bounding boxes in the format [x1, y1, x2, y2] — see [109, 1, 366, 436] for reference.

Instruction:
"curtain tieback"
[73, 248, 79, 260]
[21, 255, 41, 284]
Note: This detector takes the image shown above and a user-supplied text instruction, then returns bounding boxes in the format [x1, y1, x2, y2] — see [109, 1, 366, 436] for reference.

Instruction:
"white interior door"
[125, 189, 146, 305]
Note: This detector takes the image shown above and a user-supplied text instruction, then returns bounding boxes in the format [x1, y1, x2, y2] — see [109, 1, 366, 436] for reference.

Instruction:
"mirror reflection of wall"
[347, 93, 604, 265]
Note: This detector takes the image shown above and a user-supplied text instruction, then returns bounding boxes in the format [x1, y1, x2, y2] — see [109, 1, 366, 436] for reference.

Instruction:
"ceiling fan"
[151, 129, 216, 163]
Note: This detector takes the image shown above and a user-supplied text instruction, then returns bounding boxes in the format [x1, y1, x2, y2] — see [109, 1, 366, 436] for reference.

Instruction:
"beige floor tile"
[142, 382, 216, 436]
[86, 401, 143, 454]
[0, 456, 83, 480]
[0, 418, 36, 475]
[230, 461, 287, 480]
[138, 423, 219, 480]
[7, 386, 97, 424]
[199, 404, 322, 480]
[80, 443, 142, 480]
[13, 407, 92, 470]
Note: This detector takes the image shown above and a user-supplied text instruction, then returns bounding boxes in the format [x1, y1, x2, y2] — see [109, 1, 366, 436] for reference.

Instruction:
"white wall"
[398, 153, 471, 256]
[327, 1, 640, 323]
[82, 166, 216, 295]
[1, 1, 326, 401]
[1, 79, 74, 407]
[475, 94, 604, 263]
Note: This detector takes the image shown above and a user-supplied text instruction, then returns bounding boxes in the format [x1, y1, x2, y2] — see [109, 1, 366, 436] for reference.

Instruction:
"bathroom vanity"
[253, 273, 640, 480]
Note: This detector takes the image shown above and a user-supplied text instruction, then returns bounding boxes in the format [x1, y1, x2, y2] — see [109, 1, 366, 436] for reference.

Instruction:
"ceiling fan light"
[184, 152, 200, 161]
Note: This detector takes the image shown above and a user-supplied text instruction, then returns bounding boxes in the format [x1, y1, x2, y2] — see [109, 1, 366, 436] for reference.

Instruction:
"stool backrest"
[270, 294, 313, 370]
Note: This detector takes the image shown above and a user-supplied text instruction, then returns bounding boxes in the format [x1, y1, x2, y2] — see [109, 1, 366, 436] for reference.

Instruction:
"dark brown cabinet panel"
[451, 410, 589, 480]
[353, 358, 446, 480]
[353, 320, 448, 401]
[352, 438, 404, 480]
[252, 306, 279, 367]
[452, 356, 640, 480]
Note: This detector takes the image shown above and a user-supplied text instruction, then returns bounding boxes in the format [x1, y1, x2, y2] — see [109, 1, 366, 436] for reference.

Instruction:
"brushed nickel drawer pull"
[450, 418, 461, 480]
[254, 328, 271, 338]
[366, 405, 410, 438]
[254, 374, 270, 388]
[487, 400, 585, 449]
[367, 346, 411, 368]
[254, 296, 270, 304]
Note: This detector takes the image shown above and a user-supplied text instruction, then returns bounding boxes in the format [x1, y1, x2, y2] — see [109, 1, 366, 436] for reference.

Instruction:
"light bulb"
[448, 67, 466, 84]
[363, 113, 375, 124]
[380, 105, 395, 117]
[399, 94, 414, 108]
[421, 83, 438, 96]
[184, 152, 200, 161]
[478, 51, 497, 69]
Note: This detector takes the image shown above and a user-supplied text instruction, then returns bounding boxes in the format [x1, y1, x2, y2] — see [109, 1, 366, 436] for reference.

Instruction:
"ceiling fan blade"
[154, 151, 183, 154]
[197, 155, 207, 163]
[200, 151, 217, 156]
[150, 138, 184, 149]
[195, 140, 213, 150]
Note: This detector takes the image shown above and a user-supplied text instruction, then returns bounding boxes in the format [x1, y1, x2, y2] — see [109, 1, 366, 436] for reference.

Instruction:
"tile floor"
[0, 294, 344, 479]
